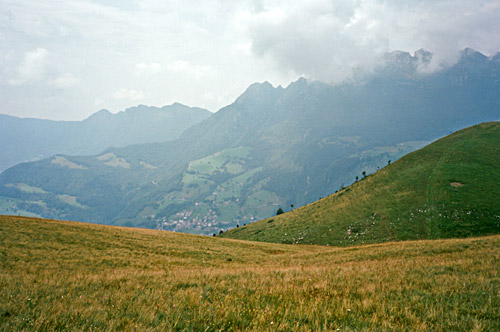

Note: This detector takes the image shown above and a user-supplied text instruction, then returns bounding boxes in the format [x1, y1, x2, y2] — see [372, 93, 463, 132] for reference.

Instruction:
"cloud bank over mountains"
[245, 0, 500, 82]
[1, 0, 499, 119]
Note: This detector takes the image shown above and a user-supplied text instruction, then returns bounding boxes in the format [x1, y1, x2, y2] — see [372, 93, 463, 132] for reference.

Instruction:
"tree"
[276, 208, 284, 215]
[362, 171, 367, 178]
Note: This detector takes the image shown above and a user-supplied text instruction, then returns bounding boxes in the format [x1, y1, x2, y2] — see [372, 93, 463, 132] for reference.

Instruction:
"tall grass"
[1, 216, 499, 331]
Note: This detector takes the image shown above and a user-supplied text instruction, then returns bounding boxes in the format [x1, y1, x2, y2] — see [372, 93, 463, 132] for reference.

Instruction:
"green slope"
[221, 122, 500, 246]
[1, 215, 500, 331]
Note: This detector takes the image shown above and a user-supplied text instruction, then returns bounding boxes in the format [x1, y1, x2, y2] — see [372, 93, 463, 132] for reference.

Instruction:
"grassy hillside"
[221, 122, 500, 246]
[1, 215, 499, 331]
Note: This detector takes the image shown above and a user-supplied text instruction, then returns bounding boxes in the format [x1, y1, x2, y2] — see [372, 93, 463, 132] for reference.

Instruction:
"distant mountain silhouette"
[0, 103, 211, 171]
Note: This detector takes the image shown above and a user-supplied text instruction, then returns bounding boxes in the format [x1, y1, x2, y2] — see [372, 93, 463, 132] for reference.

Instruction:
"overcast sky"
[1, 0, 500, 120]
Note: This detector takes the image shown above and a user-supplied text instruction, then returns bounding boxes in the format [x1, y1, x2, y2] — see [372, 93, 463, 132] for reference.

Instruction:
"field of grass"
[1, 215, 499, 331]
[222, 122, 500, 246]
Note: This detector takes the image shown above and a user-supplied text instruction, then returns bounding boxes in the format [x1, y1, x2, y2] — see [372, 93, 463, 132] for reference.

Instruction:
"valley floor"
[1, 216, 499, 331]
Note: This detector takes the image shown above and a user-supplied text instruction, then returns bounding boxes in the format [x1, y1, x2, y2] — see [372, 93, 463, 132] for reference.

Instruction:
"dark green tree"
[276, 208, 284, 215]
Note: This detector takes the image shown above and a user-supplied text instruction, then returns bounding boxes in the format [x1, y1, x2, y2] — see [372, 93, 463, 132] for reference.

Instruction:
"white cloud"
[166, 60, 190, 72]
[93, 97, 104, 106]
[135, 62, 162, 76]
[51, 72, 77, 88]
[1, 0, 499, 120]
[8, 47, 50, 85]
[166, 60, 215, 79]
[202, 92, 225, 105]
[112, 88, 145, 101]
[244, 0, 500, 83]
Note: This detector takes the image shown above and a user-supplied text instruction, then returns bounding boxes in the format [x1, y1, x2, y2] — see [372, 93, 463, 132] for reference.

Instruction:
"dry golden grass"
[1, 215, 499, 331]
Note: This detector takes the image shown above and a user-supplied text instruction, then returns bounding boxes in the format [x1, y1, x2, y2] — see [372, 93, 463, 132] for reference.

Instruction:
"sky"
[1, 0, 500, 120]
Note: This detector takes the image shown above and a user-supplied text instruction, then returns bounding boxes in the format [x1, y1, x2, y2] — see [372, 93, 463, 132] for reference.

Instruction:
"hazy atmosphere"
[2, 1, 500, 331]
[2, 0, 500, 120]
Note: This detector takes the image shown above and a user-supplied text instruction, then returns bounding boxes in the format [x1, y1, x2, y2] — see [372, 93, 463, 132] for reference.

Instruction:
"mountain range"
[0, 103, 211, 172]
[1, 48, 499, 234]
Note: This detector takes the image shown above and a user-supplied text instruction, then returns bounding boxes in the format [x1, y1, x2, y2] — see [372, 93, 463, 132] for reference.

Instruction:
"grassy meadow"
[1, 215, 499, 331]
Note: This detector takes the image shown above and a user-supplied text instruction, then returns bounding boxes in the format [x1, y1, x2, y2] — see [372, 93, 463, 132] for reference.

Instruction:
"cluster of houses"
[154, 201, 261, 234]
[156, 206, 222, 234]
